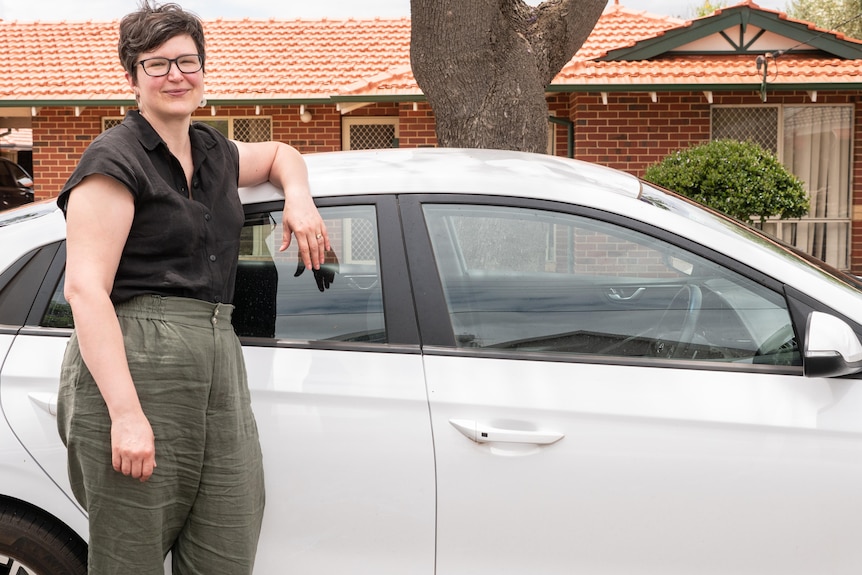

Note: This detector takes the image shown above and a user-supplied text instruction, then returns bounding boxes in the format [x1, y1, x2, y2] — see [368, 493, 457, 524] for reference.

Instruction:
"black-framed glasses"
[137, 54, 204, 77]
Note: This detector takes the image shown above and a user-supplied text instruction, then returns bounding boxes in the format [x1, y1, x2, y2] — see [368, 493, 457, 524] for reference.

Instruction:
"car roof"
[239, 147, 643, 206]
[0, 156, 25, 168]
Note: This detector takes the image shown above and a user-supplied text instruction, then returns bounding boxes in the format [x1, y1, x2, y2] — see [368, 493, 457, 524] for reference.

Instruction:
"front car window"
[422, 203, 800, 366]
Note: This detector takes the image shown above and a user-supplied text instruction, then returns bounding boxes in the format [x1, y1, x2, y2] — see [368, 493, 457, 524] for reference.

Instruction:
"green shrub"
[643, 139, 809, 225]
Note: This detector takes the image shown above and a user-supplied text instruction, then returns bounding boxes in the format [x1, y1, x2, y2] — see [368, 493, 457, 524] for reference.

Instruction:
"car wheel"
[0, 502, 87, 575]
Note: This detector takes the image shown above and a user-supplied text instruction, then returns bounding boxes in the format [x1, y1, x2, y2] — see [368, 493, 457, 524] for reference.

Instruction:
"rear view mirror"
[663, 254, 693, 276]
[804, 311, 862, 377]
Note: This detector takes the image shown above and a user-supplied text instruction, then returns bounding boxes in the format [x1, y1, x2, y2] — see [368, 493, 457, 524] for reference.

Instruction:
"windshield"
[638, 182, 862, 293]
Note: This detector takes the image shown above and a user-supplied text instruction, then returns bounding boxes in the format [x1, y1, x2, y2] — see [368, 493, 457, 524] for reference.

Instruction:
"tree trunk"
[410, 0, 607, 153]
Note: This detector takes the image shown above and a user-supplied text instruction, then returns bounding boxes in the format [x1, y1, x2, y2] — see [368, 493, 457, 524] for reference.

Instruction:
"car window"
[42, 273, 72, 328]
[422, 204, 800, 366]
[42, 205, 386, 343]
[8, 162, 30, 185]
[233, 205, 385, 342]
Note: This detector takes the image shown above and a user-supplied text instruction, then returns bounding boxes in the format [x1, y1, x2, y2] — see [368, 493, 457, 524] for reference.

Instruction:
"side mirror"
[804, 311, 862, 377]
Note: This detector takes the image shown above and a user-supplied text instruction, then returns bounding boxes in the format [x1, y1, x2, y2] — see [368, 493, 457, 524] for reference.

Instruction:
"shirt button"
[204, 213, 211, 221]
[209, 255, 217, 262]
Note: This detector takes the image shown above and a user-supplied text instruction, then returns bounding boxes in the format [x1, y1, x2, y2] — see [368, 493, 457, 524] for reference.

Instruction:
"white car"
[2, 148, 862, 575]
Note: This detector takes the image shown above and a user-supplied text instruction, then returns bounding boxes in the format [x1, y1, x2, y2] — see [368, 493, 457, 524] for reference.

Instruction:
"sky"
[0, 0, 790, 22]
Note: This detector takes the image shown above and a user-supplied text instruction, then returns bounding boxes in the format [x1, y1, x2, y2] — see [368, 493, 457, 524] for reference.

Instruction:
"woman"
[56, 2, 328, 573]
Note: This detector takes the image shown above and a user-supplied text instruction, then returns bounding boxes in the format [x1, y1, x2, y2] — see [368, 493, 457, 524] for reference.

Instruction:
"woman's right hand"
[111, 409, 156, 482]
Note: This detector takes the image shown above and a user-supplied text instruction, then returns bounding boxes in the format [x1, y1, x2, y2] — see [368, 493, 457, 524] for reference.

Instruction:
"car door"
[401, 195, 862, 575]
[229, 197, 435, 574]
[2, 196, 436, 574]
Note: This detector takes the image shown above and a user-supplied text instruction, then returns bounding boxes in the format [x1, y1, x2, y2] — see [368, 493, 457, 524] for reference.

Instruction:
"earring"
[200, 97, 207, 107]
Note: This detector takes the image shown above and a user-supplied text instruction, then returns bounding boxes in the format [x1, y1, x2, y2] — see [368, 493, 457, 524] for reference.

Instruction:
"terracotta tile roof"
[554, 54, 862, 87]
[573, 2, 685, 60]
[0, 20, 125, 100]
[0, 128, 31, 149]
[0, 2, 858, 104]
[0, 17, 412, 102]
[203, 17, 412, 100]
[338, 65, 420, 98]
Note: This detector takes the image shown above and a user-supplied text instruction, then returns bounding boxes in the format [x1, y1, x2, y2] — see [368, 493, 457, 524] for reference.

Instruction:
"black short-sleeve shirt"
[58, 110, 244, 305]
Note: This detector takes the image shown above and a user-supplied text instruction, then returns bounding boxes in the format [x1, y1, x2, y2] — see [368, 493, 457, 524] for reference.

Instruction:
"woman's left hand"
[280, 188, 329, 270]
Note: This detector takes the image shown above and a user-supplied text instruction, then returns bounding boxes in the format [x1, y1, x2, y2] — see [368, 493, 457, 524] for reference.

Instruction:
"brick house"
[0, 0, 860, 271]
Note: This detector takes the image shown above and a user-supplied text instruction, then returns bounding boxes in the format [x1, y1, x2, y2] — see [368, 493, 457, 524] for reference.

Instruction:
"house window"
[712, 106, 779, 152]
[342, 117, 399, 150]
[102, 116, 273, 142]
[711, 105, 853, 270]
[195, 117, 272, 142]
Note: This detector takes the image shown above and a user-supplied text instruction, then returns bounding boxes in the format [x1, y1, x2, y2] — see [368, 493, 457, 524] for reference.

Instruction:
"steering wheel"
[652, 284, 702, 359]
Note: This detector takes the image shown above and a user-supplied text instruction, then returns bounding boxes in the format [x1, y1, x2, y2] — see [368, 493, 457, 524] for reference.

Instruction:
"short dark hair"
[119, 1, 206, 82]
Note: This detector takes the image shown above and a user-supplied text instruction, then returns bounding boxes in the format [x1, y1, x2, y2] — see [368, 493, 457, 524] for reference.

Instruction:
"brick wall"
[572, 91, 711, 176]
[32, 107, 111, 199]
[30, 102, 438, 199]
[27, 92, 862, 273]
[397, 102, 437, 148]
[571, 89, 859, 176]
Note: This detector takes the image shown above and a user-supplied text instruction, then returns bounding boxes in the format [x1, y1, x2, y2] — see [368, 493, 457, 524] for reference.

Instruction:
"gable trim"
[599, 5, 862, 61]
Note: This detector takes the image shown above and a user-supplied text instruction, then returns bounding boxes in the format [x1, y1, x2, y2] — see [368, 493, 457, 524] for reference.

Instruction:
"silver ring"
[315, 233, 323, 239]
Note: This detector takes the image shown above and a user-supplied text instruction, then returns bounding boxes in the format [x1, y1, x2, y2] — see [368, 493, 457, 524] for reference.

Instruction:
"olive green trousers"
[58, 295, 265, 575]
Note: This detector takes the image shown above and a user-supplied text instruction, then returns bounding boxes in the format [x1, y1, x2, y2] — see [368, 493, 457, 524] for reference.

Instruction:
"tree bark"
[410, 0, 607, 153]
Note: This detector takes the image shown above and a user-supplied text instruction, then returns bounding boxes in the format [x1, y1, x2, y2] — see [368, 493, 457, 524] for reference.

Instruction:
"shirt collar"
[122, 109, 220, 155]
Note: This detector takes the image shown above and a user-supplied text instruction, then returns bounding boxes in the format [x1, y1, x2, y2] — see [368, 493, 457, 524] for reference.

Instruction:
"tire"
[0, 502, 87, 575]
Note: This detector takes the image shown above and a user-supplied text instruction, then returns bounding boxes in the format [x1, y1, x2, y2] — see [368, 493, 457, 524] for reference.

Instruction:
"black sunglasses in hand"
[294, 249, 339, 292]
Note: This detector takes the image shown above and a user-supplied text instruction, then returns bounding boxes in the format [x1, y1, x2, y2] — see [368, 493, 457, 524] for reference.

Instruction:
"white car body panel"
[0, 333, 87, 536]
[1, 335, 73, 485]
[0, 204, 65, 272]
[427, 354, 862, 574]
[2, 337, 437, 573]
[244, 346, 436, 573]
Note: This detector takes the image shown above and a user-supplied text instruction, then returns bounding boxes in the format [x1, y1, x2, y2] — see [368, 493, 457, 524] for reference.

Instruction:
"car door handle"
[449, 419, 564, 445]
[607, 287, 645, 301]
[29, 392, 58, 416]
